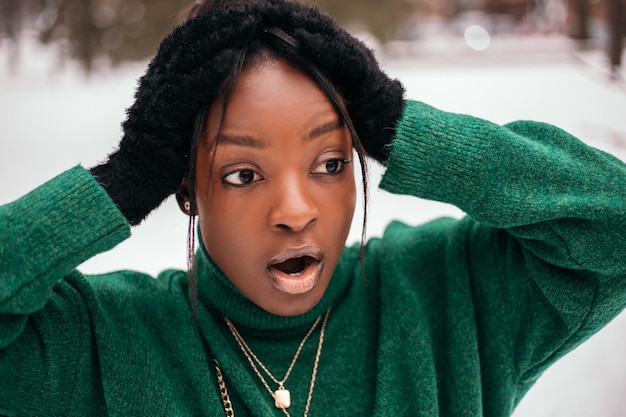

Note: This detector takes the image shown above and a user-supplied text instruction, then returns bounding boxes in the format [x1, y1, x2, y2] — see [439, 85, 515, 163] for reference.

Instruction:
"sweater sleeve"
[379, 101, 626, 389]
[0, 166, 130, 347]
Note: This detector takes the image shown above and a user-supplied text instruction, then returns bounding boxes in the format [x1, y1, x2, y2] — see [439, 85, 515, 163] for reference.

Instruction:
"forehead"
[207, 58, 341, 135]
[237, 58, 331, 106]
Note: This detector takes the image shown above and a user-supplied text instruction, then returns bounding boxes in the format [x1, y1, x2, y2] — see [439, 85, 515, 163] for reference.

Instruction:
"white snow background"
[1, 33, 625, 416]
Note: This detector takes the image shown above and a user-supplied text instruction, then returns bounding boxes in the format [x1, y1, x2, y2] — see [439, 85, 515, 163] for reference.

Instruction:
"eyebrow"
[217, 134, 266, 149]
[216, 119, 344, 149]
[307, 119, 344, 141]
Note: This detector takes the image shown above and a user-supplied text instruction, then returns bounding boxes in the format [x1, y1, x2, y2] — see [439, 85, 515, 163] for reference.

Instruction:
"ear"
[175, 179, 193, 215]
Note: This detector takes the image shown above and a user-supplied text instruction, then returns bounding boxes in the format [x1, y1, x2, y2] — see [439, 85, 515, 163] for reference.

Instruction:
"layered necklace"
[220, 307, 331, 417]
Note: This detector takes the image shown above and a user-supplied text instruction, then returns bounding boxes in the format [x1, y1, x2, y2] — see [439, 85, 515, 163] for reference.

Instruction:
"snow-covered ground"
[1, 33, 625, 416]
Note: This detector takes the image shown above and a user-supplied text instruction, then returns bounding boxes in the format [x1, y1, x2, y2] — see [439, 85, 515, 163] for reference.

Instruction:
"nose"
[268, 175, 319, 232]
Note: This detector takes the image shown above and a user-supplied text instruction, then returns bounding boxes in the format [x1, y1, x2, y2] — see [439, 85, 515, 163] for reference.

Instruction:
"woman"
[1, 0, 625, 416]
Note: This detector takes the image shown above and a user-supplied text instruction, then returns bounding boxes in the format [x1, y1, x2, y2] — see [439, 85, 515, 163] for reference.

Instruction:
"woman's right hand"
[89, 18, 243, 225]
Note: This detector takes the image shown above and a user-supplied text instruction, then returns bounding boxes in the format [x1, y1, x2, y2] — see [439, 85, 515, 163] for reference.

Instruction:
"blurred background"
[1, 1, 625, 416]
[0, 0, 624, 74]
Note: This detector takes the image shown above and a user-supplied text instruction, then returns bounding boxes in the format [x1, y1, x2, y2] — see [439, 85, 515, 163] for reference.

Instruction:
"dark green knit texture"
[1, 101, 625, 417]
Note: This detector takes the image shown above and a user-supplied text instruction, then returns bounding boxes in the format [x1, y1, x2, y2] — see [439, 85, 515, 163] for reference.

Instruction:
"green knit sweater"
[1, 101, 625, 417]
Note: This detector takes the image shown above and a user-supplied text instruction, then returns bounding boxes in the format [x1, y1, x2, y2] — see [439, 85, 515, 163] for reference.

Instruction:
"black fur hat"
[130, 0, 405, 163]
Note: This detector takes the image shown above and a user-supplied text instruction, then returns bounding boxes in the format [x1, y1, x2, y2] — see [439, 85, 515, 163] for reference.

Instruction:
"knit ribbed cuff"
[379, 100, 493, 210]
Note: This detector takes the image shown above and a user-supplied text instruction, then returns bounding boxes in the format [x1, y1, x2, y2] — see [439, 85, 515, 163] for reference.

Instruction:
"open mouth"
[267, 248, 323, 295]
[272, 256, 315, 277]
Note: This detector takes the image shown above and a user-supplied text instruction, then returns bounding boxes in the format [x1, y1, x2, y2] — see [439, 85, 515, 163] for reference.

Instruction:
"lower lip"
[268, 260, 322, 295]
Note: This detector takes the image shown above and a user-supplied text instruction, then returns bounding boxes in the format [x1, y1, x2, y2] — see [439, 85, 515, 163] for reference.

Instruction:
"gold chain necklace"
[213, 358, 235, 417]
[223, 307, 331, 417]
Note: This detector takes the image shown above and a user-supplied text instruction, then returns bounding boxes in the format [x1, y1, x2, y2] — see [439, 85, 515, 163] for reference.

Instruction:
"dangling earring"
[184, 200, 191, 213]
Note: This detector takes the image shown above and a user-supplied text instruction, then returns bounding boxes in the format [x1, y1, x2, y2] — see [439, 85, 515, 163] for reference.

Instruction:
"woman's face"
[195, 58, 356, 316]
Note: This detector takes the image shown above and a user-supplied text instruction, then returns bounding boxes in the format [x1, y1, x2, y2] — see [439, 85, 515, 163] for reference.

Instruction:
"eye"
[311, 158, 351, 176]
[222, 169, 263, 187]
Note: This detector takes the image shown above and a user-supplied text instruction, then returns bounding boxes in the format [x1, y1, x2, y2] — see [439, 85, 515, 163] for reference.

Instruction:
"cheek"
[345, 168, 358, 214]
[326, 174, 357, 237]
[198, 193, 244, 249]
[343, 180, 357, 225]
[348, 175, 357, 214]
[197, 186, 266, 269]
[198, 202, 254, 288]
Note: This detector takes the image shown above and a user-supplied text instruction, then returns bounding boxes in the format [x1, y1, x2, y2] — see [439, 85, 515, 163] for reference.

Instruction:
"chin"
[262, 291, 325, 317]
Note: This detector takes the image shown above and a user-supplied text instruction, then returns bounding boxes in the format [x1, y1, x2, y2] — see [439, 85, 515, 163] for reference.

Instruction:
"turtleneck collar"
[195, 240, 357, 332]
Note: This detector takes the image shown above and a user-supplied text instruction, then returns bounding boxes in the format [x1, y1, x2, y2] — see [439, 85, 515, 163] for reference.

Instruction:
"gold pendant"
[274, 388, 291, 408]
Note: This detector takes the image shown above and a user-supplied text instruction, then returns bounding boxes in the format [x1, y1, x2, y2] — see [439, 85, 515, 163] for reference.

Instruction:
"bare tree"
[569, 0, 591, 40]
[608, 0, 625, 78]
[0, 0, 24, 72]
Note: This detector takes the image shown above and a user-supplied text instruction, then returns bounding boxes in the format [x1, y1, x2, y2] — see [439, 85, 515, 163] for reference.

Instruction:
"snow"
[1, 34, 625, 416]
